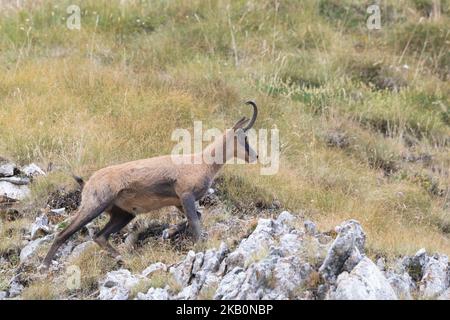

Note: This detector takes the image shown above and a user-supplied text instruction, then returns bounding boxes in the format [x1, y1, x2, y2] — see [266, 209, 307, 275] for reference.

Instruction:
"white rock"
[192, 252, 205, 274]
[176, 284, 197, 300]
[342, 245, 364, 272]
[376, 257, 386, 271]
[57, 240, 75, 260]
[0, 176, 30, 185]
[234, 256, 279, 300]
[304, 220, 317, 235]
[278, 233, 302, 256]
[30, 214, 52, 240]
[21, 163, 45, 177]
[0, 291, 7, 300]
[51, 208, 66, 215]
[85, 222, 100, 239]
[98, 269, 142, 300]
[419, 254, 449, 299]
[216, 250, 312, 300]
[169, 250, 196, 287]
[415, 248, 427, 257]
[386, 272, 415, 300]
[277, 211, 295, 225]
[197, 274, 220, 298]
[8, 279, 24, 298]
[142, 262, 167, 277]
[224, 216, 289, 270]
[400, 248, 429, 283]
[136, 287, 170, 300]
[214, 267, 248, 300]
[438, 288, 450, 300]
[0, 180, 30, 200]
[0, 161, 15, 177]
[19, 234, 53, 264]
[329, 257, 397, 300]
[170, 243, 228, 300]
[203, 243, 228, 273]
[319, 220, 366, 282]
[272, 256, 312, 298]
[214, 213, 318, 300]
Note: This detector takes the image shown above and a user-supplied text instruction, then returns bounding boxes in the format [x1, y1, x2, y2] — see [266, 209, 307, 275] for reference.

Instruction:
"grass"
[0, 0, 449, 298]
[244, 245, 270, 268]
[123, 239, 184, 274]
[65, 244, 117, 295]
[21, 281, 58, 300]
[129, 269, 182, 299]
[0, 218, 29, 257]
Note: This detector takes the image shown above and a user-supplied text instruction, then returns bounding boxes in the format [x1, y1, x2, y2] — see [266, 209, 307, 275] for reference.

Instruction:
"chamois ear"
[232, 117, 249, 130]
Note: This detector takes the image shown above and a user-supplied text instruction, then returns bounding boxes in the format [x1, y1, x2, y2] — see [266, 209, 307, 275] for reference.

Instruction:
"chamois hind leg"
[93, 206, 134, 258]
[40, 202, 109, 270]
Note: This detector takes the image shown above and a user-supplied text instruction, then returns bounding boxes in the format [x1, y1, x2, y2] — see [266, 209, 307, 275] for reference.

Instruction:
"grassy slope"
[0, 0, 449, 293]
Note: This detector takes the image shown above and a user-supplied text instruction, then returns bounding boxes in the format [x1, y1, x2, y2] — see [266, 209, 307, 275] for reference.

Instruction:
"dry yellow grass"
[65, 244, 117, 295]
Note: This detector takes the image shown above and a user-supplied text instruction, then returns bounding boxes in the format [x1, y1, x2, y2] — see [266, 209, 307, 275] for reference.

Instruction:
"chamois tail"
[72, 174, 85, 189]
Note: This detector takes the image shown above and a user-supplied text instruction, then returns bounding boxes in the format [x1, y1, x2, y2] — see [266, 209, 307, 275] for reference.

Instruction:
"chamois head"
[229, 101, 259, 163]
[202, 101, 259, 165]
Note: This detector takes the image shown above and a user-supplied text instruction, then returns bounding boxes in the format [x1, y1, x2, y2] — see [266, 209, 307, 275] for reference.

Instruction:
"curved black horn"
[243, 100, 258, 131]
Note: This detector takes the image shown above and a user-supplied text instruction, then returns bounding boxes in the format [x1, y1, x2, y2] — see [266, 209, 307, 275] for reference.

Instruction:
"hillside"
[0, 0, 449, 299]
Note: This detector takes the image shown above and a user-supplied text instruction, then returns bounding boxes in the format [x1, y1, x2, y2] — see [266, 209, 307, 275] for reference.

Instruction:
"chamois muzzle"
[243, 100, 258, 132]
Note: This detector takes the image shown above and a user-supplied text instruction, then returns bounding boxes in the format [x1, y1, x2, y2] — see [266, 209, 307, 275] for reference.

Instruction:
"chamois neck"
[202, 135, 228, 176]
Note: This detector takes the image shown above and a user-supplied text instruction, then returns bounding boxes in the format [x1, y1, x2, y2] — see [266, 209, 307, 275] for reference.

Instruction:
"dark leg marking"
[164, 205, 202, 239]
[93, 206, 134, 258]
[176, 206, 202, 219]
[180, 193, 201, 241]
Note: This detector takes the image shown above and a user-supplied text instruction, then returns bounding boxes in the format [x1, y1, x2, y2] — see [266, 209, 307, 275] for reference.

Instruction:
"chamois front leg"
[179, 193, 201, 241]
[163, 205, 201, 240]
[176, 206, 202, 220]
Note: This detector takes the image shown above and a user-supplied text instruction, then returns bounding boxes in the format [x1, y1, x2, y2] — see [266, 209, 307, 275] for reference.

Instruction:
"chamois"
[40, 101, 259, 270]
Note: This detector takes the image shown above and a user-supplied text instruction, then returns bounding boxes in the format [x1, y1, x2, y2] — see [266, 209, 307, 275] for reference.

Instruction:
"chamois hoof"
[162, 221, 189, 240]
[162, 226, 179, 240]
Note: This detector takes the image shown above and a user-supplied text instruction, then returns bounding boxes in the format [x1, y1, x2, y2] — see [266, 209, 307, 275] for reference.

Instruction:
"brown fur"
[40, 102, 258, 269]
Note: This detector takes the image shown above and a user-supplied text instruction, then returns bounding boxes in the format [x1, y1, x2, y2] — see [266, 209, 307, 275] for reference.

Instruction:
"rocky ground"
[1, 157, 450, 300]
[95, 213, 450, 300]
